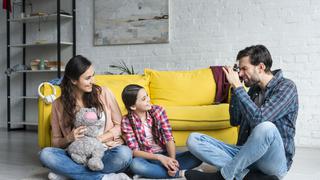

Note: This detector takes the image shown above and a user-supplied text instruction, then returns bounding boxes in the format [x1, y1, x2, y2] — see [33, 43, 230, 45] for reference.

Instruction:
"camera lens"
[233, 64, 239, 72]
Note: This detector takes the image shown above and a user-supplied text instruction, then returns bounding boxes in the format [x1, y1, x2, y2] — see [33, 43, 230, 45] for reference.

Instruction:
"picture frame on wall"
[94, 0, 169, 45]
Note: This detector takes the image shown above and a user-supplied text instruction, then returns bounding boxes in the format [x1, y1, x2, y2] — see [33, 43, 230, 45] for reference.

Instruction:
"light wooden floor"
[0, 128, 319, 180]
[0, 128, 47, 180]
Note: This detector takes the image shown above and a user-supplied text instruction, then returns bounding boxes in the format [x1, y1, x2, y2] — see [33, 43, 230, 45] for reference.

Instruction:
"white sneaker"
[48, 172, 68, 180]
[197, 168, 204, 172]
[102, 173, 131, 180]
[132, 175, 142, 180]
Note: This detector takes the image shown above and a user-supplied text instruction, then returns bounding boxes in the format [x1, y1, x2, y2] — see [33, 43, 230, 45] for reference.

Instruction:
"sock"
[185, 170, 224, 180]
[243, 170, 279, 180]
[179, 170, 186, 178]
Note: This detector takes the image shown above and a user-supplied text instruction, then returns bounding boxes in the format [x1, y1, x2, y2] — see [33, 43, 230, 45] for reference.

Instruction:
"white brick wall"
[1, 0, 320, 148]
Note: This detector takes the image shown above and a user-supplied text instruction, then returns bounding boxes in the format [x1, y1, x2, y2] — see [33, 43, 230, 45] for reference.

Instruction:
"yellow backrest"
[144, 68, 216, 106]
[94, 74, 149, 114]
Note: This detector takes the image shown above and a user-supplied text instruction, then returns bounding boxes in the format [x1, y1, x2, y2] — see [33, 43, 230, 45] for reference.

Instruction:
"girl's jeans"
[130, 151, 202, 179]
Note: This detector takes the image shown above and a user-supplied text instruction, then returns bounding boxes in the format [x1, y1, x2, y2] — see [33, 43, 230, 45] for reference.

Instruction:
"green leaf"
[107, 60, 137, 75]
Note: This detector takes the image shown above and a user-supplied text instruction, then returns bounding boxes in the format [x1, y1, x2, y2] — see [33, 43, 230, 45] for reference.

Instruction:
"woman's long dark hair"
[60, 55, 103, 127]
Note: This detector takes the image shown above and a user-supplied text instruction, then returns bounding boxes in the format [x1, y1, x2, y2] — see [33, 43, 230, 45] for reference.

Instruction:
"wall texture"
[1, 0, 320, 148]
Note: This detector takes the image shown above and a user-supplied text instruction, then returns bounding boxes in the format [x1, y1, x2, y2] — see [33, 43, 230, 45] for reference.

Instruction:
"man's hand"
[222, 66, 242, 88]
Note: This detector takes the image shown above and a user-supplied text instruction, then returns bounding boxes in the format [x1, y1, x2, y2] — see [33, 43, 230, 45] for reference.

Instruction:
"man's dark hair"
[236, 45, 273, 72]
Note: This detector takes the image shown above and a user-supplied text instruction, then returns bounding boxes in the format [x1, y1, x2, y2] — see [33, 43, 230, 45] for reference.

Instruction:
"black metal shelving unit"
[6, 0, 76, 130]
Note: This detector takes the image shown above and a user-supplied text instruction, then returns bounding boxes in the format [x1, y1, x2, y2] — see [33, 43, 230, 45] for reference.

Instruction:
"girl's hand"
[67, 126, 87, 142]
[157, 154, 179, 171]
[173, 160, 180, 169]
[167, 169, 178, 177]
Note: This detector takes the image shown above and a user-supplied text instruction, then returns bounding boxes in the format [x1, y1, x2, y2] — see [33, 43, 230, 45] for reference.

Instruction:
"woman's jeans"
[39, 145, 132, 180]
[130, 151, 202, 179]
[187, 121, 288, 180]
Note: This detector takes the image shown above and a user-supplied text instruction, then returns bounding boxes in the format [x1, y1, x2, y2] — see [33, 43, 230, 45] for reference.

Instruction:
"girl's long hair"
[60, 55, 103, 127]
[121, 84, 143, 113]
[121, 84, 160, 147]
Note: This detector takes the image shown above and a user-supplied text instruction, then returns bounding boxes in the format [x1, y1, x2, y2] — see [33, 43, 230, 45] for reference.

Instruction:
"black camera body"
[233, 64, 240, 72]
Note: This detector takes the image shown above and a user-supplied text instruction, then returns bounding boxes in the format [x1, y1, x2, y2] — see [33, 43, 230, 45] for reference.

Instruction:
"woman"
[121, 84, 202, 179]
[39, 55, 132, 180]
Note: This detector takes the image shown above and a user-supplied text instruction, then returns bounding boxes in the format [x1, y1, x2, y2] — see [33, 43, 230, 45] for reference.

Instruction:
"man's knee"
[254, 121, 277, 132]
[252, 121, 278, 140]
[186, 132, 203, 150]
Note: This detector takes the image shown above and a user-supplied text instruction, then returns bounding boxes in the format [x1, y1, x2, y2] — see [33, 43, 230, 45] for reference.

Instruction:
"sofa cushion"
[145, 68, 216, 106]
[94, 74, 149, 114]
[164, 104, 231, 130]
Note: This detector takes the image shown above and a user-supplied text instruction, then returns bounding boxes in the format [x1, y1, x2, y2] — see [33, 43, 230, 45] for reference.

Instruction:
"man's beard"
[244, 76, 260, 87]
[244, 69, 260, 87]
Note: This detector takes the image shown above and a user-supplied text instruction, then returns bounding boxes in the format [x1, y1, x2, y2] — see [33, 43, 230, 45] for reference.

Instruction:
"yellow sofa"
[38, 68, 238, 148]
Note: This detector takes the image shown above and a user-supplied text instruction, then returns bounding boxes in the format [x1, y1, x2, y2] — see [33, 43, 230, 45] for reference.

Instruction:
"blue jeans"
[39, 145, 132, 180]
[130, 151, 202, 179]
[187, 122, 288, 180]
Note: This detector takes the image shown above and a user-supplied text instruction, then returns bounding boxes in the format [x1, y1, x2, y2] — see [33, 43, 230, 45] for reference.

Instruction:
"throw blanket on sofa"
[210, 66, 230, 104]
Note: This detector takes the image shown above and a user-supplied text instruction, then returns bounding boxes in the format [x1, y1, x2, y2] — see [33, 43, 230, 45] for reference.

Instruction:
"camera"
[233, 64, 240, 72]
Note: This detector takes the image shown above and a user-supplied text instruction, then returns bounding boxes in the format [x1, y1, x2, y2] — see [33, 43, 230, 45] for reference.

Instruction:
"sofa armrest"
[38, 83, 61, 148]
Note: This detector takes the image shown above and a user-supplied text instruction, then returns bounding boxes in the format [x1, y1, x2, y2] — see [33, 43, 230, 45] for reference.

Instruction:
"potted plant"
[106, 61, 137, 75]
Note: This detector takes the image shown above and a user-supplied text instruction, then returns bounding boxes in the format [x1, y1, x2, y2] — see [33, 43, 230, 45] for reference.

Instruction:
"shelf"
[8, 96, 38, 99]
[8, 121, 38, 126]
[6, 0, 76, 131]
[15, 69, 65, 73]
[9, 41, 73, 48]
[9, 14, 72, 23]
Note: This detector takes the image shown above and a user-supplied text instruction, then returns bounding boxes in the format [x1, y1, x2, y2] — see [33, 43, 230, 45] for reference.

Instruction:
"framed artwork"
[94, 0, 169, 45]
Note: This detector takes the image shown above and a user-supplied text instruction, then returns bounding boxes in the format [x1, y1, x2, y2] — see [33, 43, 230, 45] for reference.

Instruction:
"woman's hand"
[96, 131, 114, 143]
[67, 126, 87, 142]
[96, 134, 105, 143]
[157, 154, 179, 172]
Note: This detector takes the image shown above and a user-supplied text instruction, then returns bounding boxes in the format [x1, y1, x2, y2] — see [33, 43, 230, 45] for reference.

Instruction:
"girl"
[39, 55, 132, 180]
[121, 84, 202, 179]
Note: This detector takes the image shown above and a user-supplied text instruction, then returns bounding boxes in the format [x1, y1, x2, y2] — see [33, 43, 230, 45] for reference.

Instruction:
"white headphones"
[38, 82, 57, 104]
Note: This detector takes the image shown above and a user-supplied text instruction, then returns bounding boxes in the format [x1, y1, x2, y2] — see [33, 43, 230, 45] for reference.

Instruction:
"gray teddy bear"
[67, 107, 106, 171]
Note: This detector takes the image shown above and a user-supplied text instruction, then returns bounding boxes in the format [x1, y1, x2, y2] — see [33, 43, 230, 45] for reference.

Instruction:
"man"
[185, 45, 298, 180]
